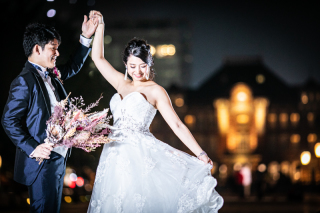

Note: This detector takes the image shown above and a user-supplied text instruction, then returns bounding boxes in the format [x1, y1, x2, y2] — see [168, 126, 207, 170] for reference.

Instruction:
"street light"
[300, 151, 311, 165]
[315, 143, 320, 158]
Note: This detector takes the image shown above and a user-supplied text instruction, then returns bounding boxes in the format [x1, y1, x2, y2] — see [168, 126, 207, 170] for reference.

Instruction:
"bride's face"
[126, 55, 148, 81]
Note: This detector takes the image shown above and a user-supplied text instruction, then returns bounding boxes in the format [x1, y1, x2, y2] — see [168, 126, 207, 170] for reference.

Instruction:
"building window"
[279, 113, 288, 128]
[307, 133, 317, 143]
[268, 113, 277, 123]
[309, 92, 314, 102]
[279, 113, 288, 123]
[290, 134, 301, 143]
[236, 114, 249, 124]
[290, 113, 300, 124]
[301, 92, 308, 104]
[307, 112, 314, 122]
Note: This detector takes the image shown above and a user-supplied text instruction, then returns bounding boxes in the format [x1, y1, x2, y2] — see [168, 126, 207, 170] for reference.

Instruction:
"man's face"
[39, 39, 60, 68]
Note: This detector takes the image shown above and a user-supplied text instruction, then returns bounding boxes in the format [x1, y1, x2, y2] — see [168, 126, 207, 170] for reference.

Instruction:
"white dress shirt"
[29, 36, 92, 158]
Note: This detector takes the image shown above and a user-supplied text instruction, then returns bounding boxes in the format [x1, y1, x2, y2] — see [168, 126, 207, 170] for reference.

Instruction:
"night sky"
[1, 0, 320, 89]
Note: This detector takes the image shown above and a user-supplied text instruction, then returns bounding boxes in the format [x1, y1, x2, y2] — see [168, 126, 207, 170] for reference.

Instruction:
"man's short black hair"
[23, 23, 61, 57]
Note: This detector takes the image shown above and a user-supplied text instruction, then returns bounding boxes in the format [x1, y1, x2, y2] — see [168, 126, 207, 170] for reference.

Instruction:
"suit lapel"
[26, 62, 52, 116]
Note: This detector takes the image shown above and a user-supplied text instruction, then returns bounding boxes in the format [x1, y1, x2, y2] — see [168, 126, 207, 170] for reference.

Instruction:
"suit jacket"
[1, 43, 91, 186]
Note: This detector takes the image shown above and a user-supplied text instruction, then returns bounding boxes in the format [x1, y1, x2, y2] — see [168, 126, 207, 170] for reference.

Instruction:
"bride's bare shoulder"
[148, 84, 170, 102]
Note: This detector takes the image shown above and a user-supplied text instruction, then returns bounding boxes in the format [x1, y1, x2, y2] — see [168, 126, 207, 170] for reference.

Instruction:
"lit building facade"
[151, 57, 320, 186]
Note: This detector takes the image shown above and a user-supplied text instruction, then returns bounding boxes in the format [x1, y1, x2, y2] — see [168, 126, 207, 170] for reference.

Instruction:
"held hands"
[32, 143, 53, 160]
[89, 10, 104, 25]
[81, 11, 101, 38]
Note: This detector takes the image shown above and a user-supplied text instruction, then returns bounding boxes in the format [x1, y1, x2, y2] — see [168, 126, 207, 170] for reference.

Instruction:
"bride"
[87, 11, 223, 213]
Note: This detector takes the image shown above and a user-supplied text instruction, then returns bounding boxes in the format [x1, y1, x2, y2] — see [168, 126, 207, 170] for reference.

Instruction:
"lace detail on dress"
[133, 193, 146, 213]
[90, 200, 101, 213]
[95, 150, 117, 184]
[113, 188, 125, 213]
[177, 194, 196, 213]
[142, 157, 156, 176]
[165, 150, 188, 168]
[116, 155, 131, 176]
[182, 177, 201, 191]
[115, 109, 151, 134]
[197, 176, 214, 205]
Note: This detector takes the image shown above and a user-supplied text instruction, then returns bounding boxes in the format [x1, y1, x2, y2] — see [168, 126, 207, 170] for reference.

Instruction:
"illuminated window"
[174, 98, 184, 107]
[300, 151, 311, 165]
[290, 113, 300, 123]
[307, 133, 317, 143]
[150, 45, 156, 56]
[280, 161, 290, 175]
[301, 92, 308, 104]
[307, 112, 314, 122]
[256, 74, 265, 84]
[290, 134, 301, 143]
[315, 143, 320, 158]
[236, 114, 249, 124]
[309, 93, 314, 101]
[279, 113, 288, 123]
[184, 115, 196, 126]
[156, 44, 176, 57]
[236, 92, 248, 102]
[268, 113, 277, 123]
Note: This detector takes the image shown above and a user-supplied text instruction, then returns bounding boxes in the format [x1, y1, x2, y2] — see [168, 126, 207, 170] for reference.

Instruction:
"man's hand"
[81, 13, 99, 38]
[32, 143, 53, 159]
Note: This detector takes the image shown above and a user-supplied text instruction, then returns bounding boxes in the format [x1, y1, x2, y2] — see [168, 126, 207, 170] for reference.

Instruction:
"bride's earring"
[146, 66, 149, 80]
[124, 66, 128, 80]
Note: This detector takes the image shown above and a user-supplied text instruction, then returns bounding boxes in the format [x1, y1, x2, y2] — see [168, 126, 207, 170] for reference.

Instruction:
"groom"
[1, 13, 99, 212]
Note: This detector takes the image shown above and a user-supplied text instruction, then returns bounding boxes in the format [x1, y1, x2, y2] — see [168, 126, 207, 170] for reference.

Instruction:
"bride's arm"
[153, 86, 212, 164]
[91, 11, 126, 91]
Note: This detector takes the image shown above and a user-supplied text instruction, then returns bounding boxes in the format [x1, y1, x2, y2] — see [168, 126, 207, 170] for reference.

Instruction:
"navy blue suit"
[1, 42, 91, 212]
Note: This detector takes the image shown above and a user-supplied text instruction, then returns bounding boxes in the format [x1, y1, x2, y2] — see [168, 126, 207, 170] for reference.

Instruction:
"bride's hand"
[90, 10, 104, 24]
[198, 154, 213, 165]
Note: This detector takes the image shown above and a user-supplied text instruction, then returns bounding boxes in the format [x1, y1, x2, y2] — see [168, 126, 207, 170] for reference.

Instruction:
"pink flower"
[53, 67, 61, 78]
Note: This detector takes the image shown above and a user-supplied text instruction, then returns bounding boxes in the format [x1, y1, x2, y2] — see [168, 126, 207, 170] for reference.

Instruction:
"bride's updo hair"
[122, 38, 155, 80]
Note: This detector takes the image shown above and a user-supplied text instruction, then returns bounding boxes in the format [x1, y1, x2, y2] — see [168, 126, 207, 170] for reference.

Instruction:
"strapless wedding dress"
[87, 92, 223, 213]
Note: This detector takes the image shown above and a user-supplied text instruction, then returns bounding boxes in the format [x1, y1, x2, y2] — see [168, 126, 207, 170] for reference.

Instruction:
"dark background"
[1, 0, 320, 212]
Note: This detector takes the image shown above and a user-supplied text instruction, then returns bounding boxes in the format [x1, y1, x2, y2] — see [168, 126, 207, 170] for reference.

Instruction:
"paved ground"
[1, 196, 320, 213]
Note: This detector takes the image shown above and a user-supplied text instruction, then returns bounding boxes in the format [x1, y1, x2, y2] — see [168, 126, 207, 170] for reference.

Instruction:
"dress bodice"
[110, 92, 157, 133]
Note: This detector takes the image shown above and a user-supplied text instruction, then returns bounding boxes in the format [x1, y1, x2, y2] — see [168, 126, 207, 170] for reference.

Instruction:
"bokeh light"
[69, 173, 77, 182]
[301, 151, 311, 165]
[76, 177, 84, 187]
[47, 9, 56, 18]
[315, 143, 320, 158]
[64, 196, 72, 203]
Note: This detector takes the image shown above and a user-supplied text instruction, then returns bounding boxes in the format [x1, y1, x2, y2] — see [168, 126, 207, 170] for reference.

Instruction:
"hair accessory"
[124, 66, 128, 80]
[197, 151, 207, 159]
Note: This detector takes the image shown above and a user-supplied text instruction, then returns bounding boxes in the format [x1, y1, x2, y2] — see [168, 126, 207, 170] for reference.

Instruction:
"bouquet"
[36, 93, 113, 164]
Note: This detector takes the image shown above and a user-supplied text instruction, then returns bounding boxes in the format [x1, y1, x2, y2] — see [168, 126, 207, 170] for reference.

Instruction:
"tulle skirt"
[87, 129, 223, 213]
